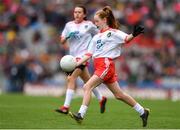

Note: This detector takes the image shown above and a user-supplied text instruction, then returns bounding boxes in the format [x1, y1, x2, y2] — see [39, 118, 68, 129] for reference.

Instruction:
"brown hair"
[75, 5, 87, 20]
[96, 6, 119, 29]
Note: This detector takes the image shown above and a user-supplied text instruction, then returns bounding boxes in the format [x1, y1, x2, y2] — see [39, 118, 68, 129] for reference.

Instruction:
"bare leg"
[80, 67, 103, 101]
[106, 81, 146, 115]
[105, 81, 149, 127]
[106, 81, 137, 107]
[71, 80, 149, 127]
[82, 75, 103, 106]
[63, 68, 82, 107]
[67, 68, 82, 90]
[79, 67, 90, 83]
[77, 75, 102, 117]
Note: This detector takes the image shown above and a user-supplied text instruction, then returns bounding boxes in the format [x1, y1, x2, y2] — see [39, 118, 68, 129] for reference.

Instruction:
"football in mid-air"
[60, 55, 77, 72]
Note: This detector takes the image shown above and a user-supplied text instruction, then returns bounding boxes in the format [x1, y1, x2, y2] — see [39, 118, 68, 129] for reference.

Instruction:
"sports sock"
[133, 103, 145, 115]
[78, 105, 88, 118]
[63, 89, 75, 107]
[92, 87, 103, 101]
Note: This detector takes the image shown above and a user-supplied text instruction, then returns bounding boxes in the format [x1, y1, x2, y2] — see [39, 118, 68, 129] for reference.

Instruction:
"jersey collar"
[100, 27, 111, 33]
[74, 20, 85, 24]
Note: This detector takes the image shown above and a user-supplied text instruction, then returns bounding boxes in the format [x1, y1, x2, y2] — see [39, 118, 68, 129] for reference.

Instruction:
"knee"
[67, 76, 76, 83]
[83, 83, 92, 92]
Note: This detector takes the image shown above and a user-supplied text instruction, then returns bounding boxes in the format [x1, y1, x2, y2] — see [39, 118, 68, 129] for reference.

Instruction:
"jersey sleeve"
[114, 30, 128, 44]
[61, 23, 69, 38]
[88, 22, 99, 36]
[85, 37, 96, 56]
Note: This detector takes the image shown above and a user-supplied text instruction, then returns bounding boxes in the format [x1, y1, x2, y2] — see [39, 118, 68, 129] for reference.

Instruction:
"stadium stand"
[0, 0, 179, 99]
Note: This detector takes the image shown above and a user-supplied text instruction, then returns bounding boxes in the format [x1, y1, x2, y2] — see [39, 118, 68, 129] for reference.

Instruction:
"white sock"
[92, 87, 103, 101]
[78, 105, 88, 118]
[63, 89, 75, 107]
[133, 103, 145, 115]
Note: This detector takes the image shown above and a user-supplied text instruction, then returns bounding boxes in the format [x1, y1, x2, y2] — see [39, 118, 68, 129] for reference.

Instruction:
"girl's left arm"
[125, 34, 134, 43]
[125, 25, 144, 43]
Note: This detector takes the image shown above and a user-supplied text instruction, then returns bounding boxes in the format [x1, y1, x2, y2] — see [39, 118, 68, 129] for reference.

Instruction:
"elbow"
[60, 36, 66, 44]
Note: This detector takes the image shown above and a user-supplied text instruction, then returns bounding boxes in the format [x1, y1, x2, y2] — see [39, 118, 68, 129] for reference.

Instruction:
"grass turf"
[0, 93, 180, 129]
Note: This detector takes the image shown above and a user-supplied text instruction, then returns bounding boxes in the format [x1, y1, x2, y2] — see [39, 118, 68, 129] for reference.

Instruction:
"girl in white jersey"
[69, 6, 150, 127]
[55, 6, 107, 114]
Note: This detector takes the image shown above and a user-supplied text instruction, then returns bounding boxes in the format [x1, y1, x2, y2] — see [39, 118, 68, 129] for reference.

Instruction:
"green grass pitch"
[0, 94, 180, 129]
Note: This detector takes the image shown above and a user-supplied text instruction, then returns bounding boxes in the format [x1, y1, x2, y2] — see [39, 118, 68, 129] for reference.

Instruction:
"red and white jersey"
[87, 28, 128, 59]
[61, 20, 98, 58]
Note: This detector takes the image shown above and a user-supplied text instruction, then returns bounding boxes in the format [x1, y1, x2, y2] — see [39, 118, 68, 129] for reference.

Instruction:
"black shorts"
[65, 64, 86, 76]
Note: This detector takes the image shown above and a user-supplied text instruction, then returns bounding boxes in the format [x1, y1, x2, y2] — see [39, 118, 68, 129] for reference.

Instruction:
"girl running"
[55, 5, 107, 114]
[69, 6, 150, 127]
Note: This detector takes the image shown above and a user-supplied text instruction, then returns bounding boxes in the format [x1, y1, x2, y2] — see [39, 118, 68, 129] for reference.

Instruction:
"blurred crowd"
[0, 0, 179, 92]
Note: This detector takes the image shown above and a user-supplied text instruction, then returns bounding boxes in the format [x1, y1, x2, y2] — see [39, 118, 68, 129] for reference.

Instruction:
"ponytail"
[96, 6, 119, 29]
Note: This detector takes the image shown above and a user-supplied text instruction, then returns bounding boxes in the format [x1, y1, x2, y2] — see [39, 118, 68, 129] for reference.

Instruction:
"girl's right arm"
[60, 23, 70, 44]
[76, 53, 92, 66]
[60, 36, 68, 44]
[76, 35, 95, 66]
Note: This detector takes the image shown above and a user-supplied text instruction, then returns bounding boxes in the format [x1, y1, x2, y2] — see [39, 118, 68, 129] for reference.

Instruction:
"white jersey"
[61, 20, 98, 58]
[87, 28, 128, 59]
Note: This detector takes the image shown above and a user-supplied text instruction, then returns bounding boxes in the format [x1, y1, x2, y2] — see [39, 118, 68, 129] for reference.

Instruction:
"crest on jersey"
[85, 25, 88, 29]
[107, 32, 111, 37]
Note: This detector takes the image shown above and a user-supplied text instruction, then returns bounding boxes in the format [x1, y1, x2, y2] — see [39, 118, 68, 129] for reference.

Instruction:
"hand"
[61, 32, 76, 44]
[132, 25, 144, 37]
[66, 32, 76, 39]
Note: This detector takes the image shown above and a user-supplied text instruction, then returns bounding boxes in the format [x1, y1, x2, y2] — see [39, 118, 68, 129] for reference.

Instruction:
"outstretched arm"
[125, 34, 134, 43]
[125, 25, 144, 43]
